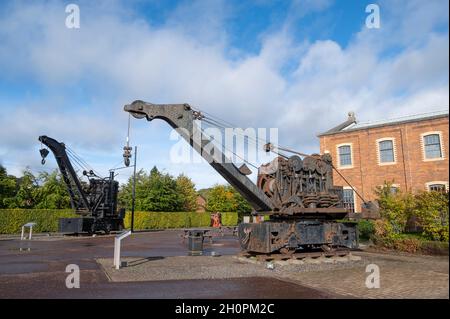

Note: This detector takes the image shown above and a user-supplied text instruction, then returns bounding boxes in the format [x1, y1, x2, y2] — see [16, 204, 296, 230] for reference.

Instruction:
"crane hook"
[39, 148, 49, 165]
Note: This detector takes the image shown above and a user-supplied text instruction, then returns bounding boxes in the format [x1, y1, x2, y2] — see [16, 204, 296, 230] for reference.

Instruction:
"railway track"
[239, 249, 351, 263]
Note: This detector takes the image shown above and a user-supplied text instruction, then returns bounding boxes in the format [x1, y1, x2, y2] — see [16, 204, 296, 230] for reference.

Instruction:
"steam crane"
[123, 100, 378, 254]
[38, 135, 125, 234]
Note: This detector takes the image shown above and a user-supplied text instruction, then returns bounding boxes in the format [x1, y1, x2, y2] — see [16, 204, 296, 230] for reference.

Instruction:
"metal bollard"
[113, 230, 132, 270]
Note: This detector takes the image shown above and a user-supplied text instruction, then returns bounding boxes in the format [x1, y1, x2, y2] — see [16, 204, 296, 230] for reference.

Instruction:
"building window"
[378, 140, 395, 163]
[338, 145, 352, 167]
[422, 133, 443, 159]
[425, 181, 449, 193]
[390, 186, 399, 194]
[429, 184, 446, 192]
[343, 188, 355, 212]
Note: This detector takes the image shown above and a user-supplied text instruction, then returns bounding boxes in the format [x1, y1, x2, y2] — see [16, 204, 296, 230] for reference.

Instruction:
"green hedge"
[0, 209, 239, 234]
[0, 209, 77, 234]
[124, 211, 238, 230]
[357, 220, 375, 240]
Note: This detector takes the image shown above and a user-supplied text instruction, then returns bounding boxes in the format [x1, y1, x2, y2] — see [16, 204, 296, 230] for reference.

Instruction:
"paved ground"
[0, 230, 335, 298]
[0, 230, 448, 299]
[272, 251, 449, 299]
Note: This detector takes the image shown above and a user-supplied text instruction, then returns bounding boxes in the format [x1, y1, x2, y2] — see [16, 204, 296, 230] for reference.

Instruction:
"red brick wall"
[319, 116, 449, 212]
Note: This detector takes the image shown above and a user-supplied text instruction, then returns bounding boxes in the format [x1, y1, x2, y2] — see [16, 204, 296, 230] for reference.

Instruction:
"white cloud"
[0, 0, 448, 189]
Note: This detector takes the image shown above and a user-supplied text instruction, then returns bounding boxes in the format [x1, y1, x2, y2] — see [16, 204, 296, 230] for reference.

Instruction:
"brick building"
[318, 110, 449, 212]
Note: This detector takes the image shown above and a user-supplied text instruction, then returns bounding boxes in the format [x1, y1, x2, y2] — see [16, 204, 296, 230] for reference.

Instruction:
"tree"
[374, 181, 415, 235]
[206, 184, 237, 212]
[230, 187, 252, 221]
[12, 169, 39, 208]
[176, 174, 198, 211]
[118, 169, 146, 210]
[118, 166, 184, 212]
[413, 191, 449, 241]
[0, 165, 17, 208]
[34, 170, 71, 209]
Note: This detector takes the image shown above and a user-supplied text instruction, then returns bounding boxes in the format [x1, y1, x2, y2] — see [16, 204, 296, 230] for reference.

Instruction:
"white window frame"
[425, 181, 449, 192]
[376, 137, 397, 166]
[336, 143, 354, 169]
[343, 186, 357, 213]
[421, 131, 445, 162]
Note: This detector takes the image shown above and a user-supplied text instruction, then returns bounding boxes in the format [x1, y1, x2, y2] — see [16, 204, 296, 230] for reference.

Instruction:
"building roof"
[318, 109, 449, 137]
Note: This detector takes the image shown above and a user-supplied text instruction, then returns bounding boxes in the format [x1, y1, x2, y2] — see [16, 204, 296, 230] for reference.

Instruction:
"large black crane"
[124, 100, 378, 254]
[38, 135, 125, 234]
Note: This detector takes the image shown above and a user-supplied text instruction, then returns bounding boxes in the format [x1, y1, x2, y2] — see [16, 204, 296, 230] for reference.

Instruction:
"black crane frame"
[39, 135, 125, 234]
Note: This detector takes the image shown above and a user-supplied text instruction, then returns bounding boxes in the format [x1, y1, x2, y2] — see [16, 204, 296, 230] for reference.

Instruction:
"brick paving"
[0, 231, 448, 298]
[273, 251, 449, 299]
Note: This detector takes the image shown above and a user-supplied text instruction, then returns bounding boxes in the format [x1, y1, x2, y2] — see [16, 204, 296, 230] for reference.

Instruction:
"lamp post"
[131, 146, 137, 233]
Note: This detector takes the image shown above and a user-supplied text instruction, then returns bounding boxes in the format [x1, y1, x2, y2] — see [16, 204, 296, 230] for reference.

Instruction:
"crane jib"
[124, 100, 274, 212]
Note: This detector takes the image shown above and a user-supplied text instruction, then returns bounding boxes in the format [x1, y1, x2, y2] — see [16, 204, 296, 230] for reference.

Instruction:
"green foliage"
[119, 167, 184, 212]
[221, 212, 238, 226]
[0, 167, 71, 209]
[205, 184, 253, 220]
[0, 209, 238, 234]
[357, 220, 375, 240]
[33, 171, 71, 209]
[0, 165, 17, 208]
[374, 181, 415, 235]
[12, 169, 39, 209]
[124, 211, 238, 230]
[0, 209, 76, 234]
[229, 187, 252, 222]
[420, 240, 449, 255]
[206, 185, 237, 212]
[373, 234, 422, 253]
[371, 181, 449, 253]
[176, 174, 198, 211]
[413, 191, 449, 241]
[374, 181, 449, 243]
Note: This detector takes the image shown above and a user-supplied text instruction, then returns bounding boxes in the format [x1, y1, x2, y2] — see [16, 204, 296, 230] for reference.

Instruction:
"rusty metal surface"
[238, 221, 358, 254]
[123, 101, 350, 221]
[257, 154, 348, 217]
[124, 101, 274, 212]
[239, 249, 350, 262]
[123, 101, 357, 255]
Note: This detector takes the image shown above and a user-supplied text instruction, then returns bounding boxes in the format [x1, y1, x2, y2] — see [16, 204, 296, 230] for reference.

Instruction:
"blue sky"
[0, 0, 448, 189]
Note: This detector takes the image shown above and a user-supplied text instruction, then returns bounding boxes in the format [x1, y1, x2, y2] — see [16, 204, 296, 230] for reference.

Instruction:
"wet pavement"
[0, 230, 336, 298]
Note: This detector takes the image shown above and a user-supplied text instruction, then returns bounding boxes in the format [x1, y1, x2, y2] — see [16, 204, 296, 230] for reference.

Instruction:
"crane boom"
[123, 100, 361, 254]
[38, 135, 124, 233]
[38, 135, 90, 211]
[124, 100, 273, 212]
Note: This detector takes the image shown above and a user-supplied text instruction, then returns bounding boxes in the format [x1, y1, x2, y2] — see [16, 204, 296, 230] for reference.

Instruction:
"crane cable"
[267, 144, 369, 205]
[195, 106, 370, 204]
[66, 147, 103, 178]
[202, 118, 274, 160]
[195, 106, 298, 155]
[198, 119, 259, 170]
[200, 113, 270, 152]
